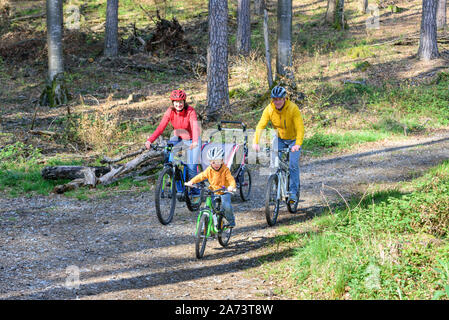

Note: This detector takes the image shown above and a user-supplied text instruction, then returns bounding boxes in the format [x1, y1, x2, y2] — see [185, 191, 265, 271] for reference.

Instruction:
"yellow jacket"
[188, 164, 236, 193]
[253, 99, 305, 146]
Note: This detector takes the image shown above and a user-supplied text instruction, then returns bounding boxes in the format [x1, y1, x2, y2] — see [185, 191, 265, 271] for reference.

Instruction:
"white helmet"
[207, 146, 224, 161]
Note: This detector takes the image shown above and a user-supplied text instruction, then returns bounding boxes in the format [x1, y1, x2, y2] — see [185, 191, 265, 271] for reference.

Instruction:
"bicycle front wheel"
[217, 215, 232, 247]
[265, 174, 280, 226]
[195, 213, 209, 259]
[155, 167, 176, 225]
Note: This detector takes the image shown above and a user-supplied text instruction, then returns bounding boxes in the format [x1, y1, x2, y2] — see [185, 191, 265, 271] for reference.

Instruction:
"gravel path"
[1, 132, 449, 300]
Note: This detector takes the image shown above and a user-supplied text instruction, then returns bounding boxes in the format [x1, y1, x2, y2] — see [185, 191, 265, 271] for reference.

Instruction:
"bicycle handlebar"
[264, 146, 293, 153]
[218, 120, 247, 132]
[187, 184, 235, 195]
[150, 143, 174, 151]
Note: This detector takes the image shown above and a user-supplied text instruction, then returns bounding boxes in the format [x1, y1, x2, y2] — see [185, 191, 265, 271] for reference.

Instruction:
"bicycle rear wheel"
[155, 167, 176, 225]
[185, 164, 203, 211]
[217, 215, 232, 247]
[265, 174, 280, 226]
[195, 213, 209, 259]
[185, 185, 204, 212]
[238, 167, 252, 201]
[286, 176, 300, 214]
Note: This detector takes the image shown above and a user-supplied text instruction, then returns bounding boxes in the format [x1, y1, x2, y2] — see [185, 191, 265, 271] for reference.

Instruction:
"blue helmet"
[271, 86, 287, 98]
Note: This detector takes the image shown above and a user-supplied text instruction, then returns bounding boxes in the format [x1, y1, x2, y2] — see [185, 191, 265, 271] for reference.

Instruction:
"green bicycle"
[194, 186, 234, 259]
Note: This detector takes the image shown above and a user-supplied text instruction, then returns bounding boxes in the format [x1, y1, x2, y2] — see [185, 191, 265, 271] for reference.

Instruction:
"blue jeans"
[273, 137, 301, 199]
[212, 193, 235, 227]
[167, 137, 202, 195]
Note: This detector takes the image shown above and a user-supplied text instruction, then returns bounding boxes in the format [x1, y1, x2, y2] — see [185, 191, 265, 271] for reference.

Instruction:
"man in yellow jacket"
[252, 85, 304, 204]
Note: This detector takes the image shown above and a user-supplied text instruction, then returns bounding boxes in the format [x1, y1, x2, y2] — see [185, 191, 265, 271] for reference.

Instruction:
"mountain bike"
[153, 142, 203, 225]
[264, 146, 300, 226]
[194, 186, 234, 259]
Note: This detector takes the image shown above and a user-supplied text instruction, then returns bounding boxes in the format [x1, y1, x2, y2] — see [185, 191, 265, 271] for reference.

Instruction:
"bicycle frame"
[273, 150, 290, 202]
[161, 143, 194, 195]
[195, 197, 221, 236]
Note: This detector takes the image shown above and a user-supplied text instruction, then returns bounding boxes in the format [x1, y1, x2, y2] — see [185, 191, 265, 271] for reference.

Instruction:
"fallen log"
[98, 149, 162, 185]
[101, 147, 146, 164]
[42, 166, 111, 180]
[53, 178, 85, 194]
[47, 148, 164, 194]
[29, 129, 58, 137]
[102, 161, 162, 186]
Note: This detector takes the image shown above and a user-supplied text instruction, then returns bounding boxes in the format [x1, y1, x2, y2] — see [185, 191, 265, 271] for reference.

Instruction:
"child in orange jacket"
[185, 146, 237, 227]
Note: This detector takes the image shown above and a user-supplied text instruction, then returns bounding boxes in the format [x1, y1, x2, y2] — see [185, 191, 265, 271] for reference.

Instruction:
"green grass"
[302, 130, 391, 156]
[0, 142, 68, 197]
[0, 142, 152, 198]
[261, 160, 449, 299]
[299, 72, 449, 152]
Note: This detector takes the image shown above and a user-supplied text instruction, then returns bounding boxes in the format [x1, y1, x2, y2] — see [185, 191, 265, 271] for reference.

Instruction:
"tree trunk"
[276, 0, 293, 80]
[325, 0, 337, 24]
[47, 0, 63, 81]
[207, 0, 229, 120]
[104, 0, 119, 57]
[40, 0, 69, 107]
[418, 0, 440, 61]
[326, 0, 346, 28]
[254, 0, 265, 16]
[336, 0, 346, 29]
[263, 7, 273, 88]
[436, 0, 447, 29]
[360, 0, 368, 13]
[237, 0, 251, 56]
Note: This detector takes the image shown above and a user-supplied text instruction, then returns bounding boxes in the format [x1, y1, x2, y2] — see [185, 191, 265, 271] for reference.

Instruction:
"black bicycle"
[153, 142, 203, 225]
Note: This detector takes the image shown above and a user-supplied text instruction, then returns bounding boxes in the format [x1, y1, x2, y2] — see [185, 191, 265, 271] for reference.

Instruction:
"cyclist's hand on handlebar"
[185, 181, 194, 187]
[189, 142, 198, 150]
[145, 140, 152, 150]
[291, 145, 300, 152]
[227, 186, 236, 193]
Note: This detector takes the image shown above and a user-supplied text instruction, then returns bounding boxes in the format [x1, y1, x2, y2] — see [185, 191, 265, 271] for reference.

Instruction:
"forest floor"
[1, 130, 448, 299]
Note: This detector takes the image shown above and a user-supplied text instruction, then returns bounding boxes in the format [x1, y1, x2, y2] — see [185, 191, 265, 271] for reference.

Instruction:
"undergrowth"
[261, 161, 449, 299]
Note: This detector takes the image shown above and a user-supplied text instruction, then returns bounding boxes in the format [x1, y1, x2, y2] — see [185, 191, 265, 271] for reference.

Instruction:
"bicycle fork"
[195, 211, 219, 238]
[277, 171, 288, 202]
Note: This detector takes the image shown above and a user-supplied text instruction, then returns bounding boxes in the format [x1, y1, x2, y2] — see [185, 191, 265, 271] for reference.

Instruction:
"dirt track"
[1, 132, 449, 300]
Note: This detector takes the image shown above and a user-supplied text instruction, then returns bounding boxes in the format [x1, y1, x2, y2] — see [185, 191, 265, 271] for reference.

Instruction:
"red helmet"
[170, 89, 187, 101]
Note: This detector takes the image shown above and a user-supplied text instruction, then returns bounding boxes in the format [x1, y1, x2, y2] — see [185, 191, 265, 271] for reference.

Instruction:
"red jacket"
[147, 106, 200, 144]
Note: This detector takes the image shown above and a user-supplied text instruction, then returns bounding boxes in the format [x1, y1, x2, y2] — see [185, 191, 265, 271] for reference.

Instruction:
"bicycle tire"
[185, 185, 204, 212]
[217, 215, 232, 247]
[195, 213, 209, 259]
[265, 174, 280, 226]
[154, 167, 176, 225]
[185, 164, 203, 211]
[239, 167, 252, 201]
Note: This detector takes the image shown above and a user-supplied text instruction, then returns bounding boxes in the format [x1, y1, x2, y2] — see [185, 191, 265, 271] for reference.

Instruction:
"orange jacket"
[188, 164, 236, 192]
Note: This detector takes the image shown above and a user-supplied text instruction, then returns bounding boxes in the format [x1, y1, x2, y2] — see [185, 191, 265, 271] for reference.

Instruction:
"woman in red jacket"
[145, 89, 201, 197]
